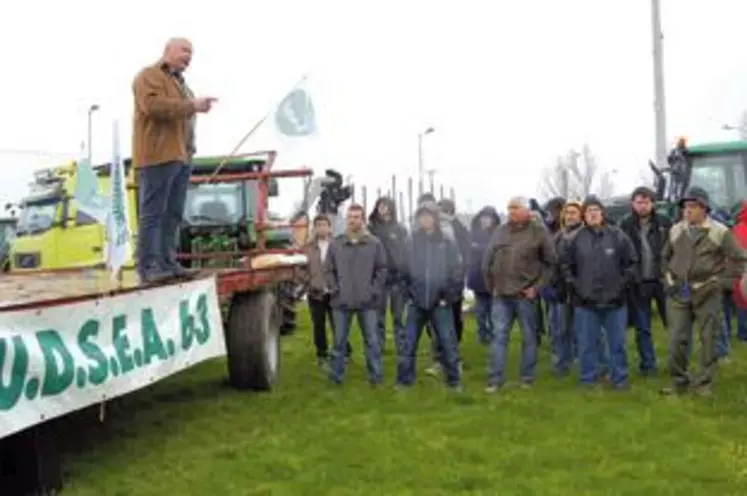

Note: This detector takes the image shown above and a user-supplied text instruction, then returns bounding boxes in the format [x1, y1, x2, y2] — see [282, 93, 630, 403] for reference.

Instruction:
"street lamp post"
[417, 127, 435, 195]
[87, 104, 100, 164]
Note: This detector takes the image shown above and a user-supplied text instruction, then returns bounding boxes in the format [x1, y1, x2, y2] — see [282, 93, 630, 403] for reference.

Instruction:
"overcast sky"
[1, 0, 746, 214]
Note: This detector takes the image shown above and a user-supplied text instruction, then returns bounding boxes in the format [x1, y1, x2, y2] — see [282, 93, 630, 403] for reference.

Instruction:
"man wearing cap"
[397, 203, 463, 390]
[482, 196, 557, 391]
[661, 187, 744, 396]
[561, 196, 638, 389]
[619, 186, 672, 376]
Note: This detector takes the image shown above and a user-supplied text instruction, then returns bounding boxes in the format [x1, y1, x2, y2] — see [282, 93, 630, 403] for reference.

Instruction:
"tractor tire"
[225, 289, 281, 391]
[277, 281, 298, 336]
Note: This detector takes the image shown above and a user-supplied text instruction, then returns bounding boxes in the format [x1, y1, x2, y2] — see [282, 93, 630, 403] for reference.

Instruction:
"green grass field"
[61, 309, 747, 495]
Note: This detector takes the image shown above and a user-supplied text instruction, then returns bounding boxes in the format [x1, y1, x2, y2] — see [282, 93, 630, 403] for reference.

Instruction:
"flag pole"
[208, 73, 309, 182]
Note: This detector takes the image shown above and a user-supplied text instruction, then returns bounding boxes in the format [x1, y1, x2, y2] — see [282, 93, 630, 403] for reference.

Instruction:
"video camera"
[317, 169, 353, 215]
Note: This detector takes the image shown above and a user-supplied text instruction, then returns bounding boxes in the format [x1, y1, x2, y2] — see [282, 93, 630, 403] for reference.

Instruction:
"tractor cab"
[651, 138, 747, 223]
[181, 154, 292, 269]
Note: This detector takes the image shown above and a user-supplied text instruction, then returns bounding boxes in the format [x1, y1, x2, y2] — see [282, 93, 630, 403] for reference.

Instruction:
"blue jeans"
[632, 304, 657, 372]
[487, 298, 538, 386]
[137, 162, 192, 276]
[377, 282, 405, 354]
[474, 293, 494, 344]
[397, 304, 461, 387]
[597, 331, 609, 375]
[737, 307, 747, 341]
[548, 302, 573, 373]
[575, 306, 628, 387]
[329, 309, 382, 385]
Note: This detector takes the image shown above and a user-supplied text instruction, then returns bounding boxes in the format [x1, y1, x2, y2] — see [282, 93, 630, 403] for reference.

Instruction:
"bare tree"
[538, 144, 616, 200]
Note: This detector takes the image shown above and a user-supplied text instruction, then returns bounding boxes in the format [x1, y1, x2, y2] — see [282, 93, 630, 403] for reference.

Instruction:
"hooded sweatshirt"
[368, 197, 408, 283]
[467, 206, 501, 295]
[403, 204, 463, 309]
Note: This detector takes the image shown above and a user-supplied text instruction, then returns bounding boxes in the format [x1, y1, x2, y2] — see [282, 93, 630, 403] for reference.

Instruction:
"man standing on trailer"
[132, 37, 217, 283]
[325, 204, 388, 386]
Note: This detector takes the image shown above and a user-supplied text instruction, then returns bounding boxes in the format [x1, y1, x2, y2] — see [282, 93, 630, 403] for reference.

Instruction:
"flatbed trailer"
[0, 157, 313, 495]
[0, 258, 305, 495]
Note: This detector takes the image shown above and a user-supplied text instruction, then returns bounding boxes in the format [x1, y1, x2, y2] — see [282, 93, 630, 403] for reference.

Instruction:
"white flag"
[105, 120, 132, 280]
[272, 78, 318, 146]
[73, 157, 110, 225]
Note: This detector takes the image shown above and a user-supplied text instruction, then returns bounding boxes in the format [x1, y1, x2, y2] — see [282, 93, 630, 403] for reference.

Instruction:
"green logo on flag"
[275, 88, 316, 137]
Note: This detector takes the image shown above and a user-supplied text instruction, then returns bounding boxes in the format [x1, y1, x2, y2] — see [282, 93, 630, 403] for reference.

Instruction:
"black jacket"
[402, 227, 463, 310]
[618, 212, 671, 282]
[368, 197, 408, 283]
[561, 225, 638, 308]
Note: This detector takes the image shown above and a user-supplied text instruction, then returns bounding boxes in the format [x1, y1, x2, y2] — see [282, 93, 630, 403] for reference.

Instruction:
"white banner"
[0, 277, 226, 439]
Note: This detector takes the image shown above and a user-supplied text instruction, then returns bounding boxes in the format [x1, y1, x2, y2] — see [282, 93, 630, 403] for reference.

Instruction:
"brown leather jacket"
[300, 237, 330, 300]
[131, 62, 195, 168]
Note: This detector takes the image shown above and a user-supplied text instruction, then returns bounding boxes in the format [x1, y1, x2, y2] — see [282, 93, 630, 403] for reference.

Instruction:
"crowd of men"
[125, 37, 746, 397]
[300, 185, 747, 396]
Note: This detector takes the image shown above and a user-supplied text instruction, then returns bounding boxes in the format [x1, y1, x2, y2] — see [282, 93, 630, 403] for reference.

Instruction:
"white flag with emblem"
[105, 120, 132, 281]
[272, 77, 318, 146]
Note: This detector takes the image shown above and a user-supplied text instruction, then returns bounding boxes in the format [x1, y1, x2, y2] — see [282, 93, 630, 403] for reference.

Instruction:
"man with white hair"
[482, 196, 557, 392]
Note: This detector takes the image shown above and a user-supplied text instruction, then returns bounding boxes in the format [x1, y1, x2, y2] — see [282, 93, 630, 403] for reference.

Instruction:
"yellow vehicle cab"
[10, 162, 138, 271]
[9, 154, 290, 273]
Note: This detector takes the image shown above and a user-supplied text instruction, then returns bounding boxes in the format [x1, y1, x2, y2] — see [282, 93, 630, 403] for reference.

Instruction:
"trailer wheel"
[225, 289, 281, 391]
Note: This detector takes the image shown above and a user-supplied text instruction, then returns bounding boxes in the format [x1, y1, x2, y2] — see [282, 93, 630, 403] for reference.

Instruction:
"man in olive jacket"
[481, 197, 557, 391]
[325, 204, 388, 385]
[661, 187, 745, 396]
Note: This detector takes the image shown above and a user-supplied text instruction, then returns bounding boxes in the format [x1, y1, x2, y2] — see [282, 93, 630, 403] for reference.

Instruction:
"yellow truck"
[8, 155, 293, 272]
[10, 163, 137, 270]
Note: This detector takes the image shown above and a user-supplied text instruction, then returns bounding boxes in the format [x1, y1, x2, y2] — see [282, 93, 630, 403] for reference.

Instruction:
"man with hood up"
[561, 196, 637, 390]
[368, 197, 409, 355]
[467, 206, 502, 344]
[618, 186, 671, 376]
[397, 203, 463, 390]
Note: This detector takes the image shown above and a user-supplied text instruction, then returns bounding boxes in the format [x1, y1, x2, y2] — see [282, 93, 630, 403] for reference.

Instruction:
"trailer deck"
[0, 252, 305, 312]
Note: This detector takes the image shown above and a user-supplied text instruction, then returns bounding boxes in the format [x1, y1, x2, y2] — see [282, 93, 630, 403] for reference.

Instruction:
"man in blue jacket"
[467, 206, 502, 344]
[561, 196, 638, 389]
[396, 204, 463, 390]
